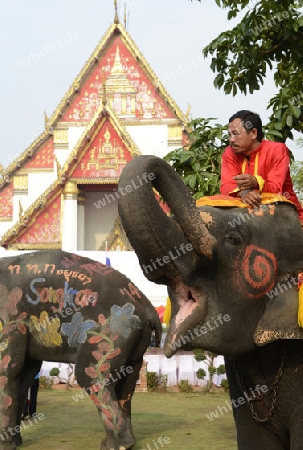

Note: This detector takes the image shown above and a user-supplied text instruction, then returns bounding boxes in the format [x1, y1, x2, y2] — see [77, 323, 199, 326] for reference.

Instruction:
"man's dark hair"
[229, 110, 264, 141]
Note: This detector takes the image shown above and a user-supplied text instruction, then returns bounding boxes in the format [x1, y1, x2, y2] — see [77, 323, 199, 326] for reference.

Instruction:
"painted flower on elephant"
[109, 303, 140, 339]
[61, 312, 95, 347]
[29, 311, 63, 347]
[82, 305, 132, 434]
[1, 414, 9, 429]
[0, 376, 7, 389]
[0, 285, 23, 320]
[3, 394, 12, 410]
[0, 339, 8, 352]
[0, 356, 10, 371]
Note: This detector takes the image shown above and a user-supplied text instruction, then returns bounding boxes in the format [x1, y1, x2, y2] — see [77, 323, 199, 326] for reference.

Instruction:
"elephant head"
[118, 155, 303, 357]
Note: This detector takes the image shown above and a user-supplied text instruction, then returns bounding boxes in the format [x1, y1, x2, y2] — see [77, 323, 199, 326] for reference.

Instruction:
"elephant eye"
[224, 232, 241, 246]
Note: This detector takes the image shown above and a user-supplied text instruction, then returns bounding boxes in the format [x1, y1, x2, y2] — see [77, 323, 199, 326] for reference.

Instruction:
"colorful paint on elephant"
[25, 277, 98, 311]
[0, 249, 162, 450]
[61, 312, 95, 347]
[0, 286, 28, 428]
[29, 311, 63, 347]
[234, 245, 277, 299]
[84, 303, 140, 434]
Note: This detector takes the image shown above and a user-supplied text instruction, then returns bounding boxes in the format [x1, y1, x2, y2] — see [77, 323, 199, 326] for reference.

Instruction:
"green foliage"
[147, 372, 158, 391]
[196, 368, 207, 379]
[164, 118, 229, 199]
[147, 372, 168, 393]
[200, 0, 303, 142]
[177, 379, 193, 393]
[221, 378, 229, 391]
[291, 159, 303, 200]
[208, 365, 217, 376]
[49, 367, 60, 377]
[194, 348, 207, 362]
[156, 374, 168, 393]
[39, 376, 54, 390]
[217, 364, 226, 375]
[194, 350, 226, 392]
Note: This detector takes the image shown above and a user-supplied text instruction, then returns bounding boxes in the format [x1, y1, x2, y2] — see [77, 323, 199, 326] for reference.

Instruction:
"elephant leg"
[233, 406, 285, 450]
[114, 359, 143, 450]
[0, 332, 29, 450]
[0, 375, 19, 450]
[289, 404, 303, 449]
[14, 359, 42, 446]
[75, 355, 141, 450]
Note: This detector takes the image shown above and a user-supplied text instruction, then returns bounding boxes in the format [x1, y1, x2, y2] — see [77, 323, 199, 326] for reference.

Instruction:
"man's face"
[228, 118, 258, 155]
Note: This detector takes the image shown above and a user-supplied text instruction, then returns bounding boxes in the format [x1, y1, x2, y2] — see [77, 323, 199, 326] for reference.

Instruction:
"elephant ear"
[254, 286, 303, 345]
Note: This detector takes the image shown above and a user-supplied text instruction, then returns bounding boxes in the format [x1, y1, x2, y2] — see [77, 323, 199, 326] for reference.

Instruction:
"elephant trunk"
[118, 155, 216, 284]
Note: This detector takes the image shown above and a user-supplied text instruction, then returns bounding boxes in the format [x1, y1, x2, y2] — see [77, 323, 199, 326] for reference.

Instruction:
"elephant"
[0, 250, 162, 450]
[118, 154, 303, 450]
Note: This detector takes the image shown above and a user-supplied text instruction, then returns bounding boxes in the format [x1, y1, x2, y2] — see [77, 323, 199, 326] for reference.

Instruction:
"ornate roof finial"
[44, 110, 49, 130]
[18, 200, 24, 220]
[124, 3, 127, 28]
[0, 163, 4, 180]
[55, 155, 61, 178]
[184, 103, 191, 127]
[102, 79, 107, 109]
[114, 0, 119, 24]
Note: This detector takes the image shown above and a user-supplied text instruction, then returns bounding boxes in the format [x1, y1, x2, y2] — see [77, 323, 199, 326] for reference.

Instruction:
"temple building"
[0, 3, 187, 307]
[0, 5, 186, 254]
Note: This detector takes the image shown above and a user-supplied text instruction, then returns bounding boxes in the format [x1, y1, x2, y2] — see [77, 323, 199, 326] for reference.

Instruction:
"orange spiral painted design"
[236, 245, 277, 299]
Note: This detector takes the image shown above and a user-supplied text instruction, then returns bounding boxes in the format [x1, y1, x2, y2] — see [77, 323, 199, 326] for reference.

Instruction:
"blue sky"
[0, 0, 301, 167]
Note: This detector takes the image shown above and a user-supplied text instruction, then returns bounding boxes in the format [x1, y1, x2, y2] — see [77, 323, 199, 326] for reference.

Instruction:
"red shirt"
[220, 140, 303, 223]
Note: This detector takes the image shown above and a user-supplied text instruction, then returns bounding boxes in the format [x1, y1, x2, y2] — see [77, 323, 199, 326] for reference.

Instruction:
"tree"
[50, 364, 75, 390]
[164, 118, 229, 198]
[194, 0, 303, 142]
[291, 160, 303, 200]
[194, 349, 226, 392]
[291, 158, 303, 201]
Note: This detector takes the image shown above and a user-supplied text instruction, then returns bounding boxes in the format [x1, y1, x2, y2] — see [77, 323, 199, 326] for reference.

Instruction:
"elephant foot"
[13, 433, 22, 446]
[100, 437, 135, 450]
[0, 442, 17, 450]
[0, 431, 22, 449]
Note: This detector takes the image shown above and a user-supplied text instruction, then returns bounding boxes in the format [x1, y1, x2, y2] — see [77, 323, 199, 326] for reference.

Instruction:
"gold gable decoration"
[99, 216, 132, 251]
[46, 18, 184, 128]
[168, 125, 183, 146]
[54, 129, 68, 149]
[59, 102, 141, 185]
[105, 46, 137, 118]
[13, 174, 28, 194]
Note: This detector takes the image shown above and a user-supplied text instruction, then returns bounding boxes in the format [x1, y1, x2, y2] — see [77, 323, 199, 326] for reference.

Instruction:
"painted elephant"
[0, 250, 161, 450]
[118, 155, 303, 450]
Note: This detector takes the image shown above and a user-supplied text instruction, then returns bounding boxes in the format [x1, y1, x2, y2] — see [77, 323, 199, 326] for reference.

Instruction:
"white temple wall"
[27, 171, 56, 202]
[83, 191, 118, 251]
[67, 126, 86, 158]
[126, 124, 168, 158]
[0, 223, 9, 239]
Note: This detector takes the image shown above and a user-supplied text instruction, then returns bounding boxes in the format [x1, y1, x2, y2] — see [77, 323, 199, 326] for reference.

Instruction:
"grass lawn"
[20, 388, 237, 450]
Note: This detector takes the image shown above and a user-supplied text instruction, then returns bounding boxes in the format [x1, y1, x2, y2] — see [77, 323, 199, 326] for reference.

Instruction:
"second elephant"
[0, 250, 161, 450]
[118, 155, 303, 450]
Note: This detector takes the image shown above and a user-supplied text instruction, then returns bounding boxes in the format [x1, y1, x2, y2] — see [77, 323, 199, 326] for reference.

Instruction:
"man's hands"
[233, 174, 258, 190]
[240, 189, 262, 208]
[234, 174, 261, 207]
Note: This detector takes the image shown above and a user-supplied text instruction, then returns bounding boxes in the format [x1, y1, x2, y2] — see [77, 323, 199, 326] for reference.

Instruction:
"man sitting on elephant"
[220, 109, 303, 226]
